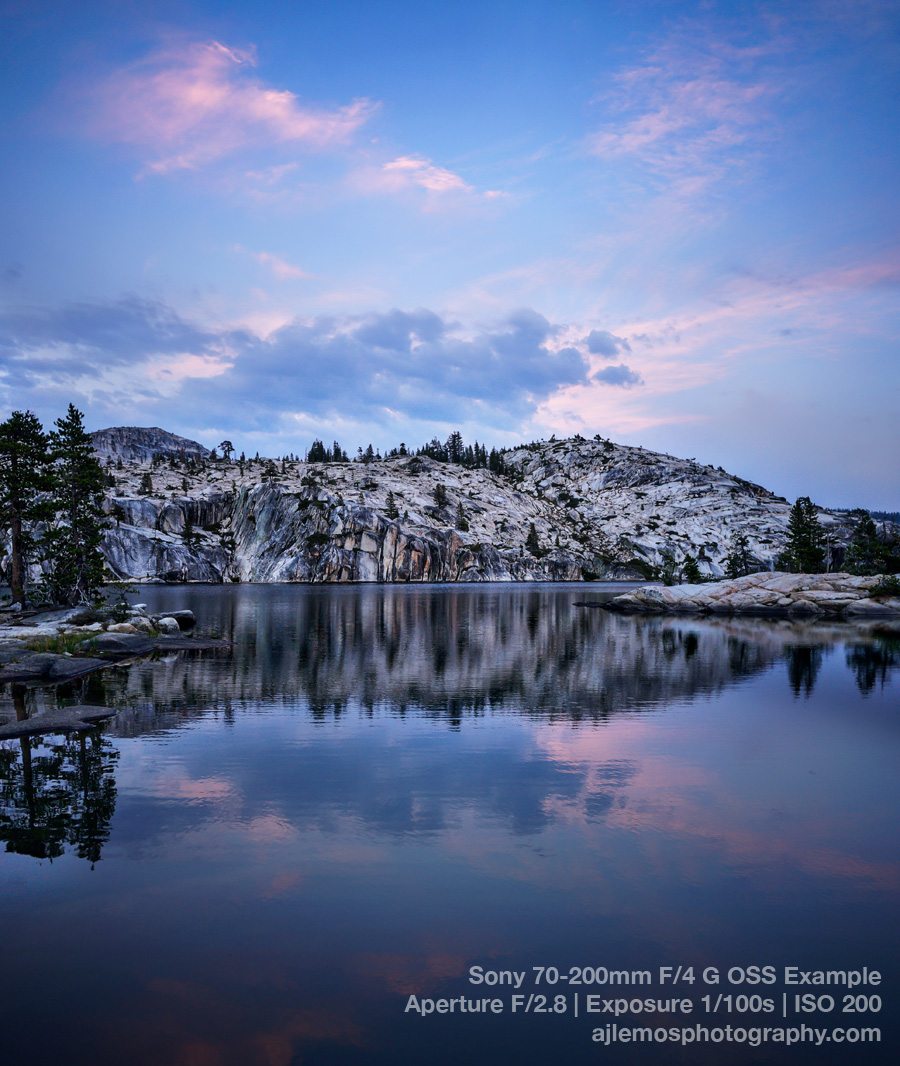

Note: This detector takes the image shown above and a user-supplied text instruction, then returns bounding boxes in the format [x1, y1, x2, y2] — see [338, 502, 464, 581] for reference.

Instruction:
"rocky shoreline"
[0, 603, 231, 738]
[599, 572, 900, 619]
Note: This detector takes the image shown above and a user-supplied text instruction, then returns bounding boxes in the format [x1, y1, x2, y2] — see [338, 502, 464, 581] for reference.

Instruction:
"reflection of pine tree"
[0, 705, 118, 865]
[785, 645, 824, 698]
[845, 639, 900, 695]
[0, 735, 69, 860]
[57, 732, 119, 867]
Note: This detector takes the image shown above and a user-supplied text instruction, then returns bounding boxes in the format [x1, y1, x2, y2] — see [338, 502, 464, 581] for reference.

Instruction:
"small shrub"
[870, 575, 900, 598]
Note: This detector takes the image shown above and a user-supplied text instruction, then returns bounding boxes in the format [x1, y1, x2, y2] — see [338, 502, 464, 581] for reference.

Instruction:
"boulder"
[0, 704, 118, 739]
[47, 657, 109, 681]
[78, 633, 157, 657]
[0, 653, 60, 682]
[602, 572, 900, 619]
[154, 616, 181, 634]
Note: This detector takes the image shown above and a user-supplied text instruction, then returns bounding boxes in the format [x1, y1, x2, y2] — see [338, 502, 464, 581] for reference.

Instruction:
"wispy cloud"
[383, 155, 473, 194]
[87, 40, 378, 174]
[233, 244, 312, 280]
[348, 154, 505, 205]
[586, 25, 781, 193]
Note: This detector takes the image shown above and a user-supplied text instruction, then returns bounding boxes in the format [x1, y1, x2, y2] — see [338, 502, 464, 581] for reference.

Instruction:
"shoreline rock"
[0, 704, 118, 739]
[601, 572, 900, 619]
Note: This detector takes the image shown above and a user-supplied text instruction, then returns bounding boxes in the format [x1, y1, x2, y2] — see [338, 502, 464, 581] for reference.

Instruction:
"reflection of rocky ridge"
[84, 431, 874, 585]
[70, 587, 808, 738]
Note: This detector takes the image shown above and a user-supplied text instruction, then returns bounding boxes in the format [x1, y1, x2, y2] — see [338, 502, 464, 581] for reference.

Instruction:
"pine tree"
[844, 510, 882, 575]
[44, 405, 107, 604]
[433, 483, 448, 507]
[138, 472, 153, 495]
[0, 411, 55, 605]
[781, 497, 825, 573]
[455, 501, 469, 532]
[525, 523, 541, 556]
[385, 490, 399, 519]
[725, 532, 753, 578]
[182, 513, 202, 552]
[445, 430, 464, 464]
[682, 554, 703, 583]
[308, 439, 327, 463]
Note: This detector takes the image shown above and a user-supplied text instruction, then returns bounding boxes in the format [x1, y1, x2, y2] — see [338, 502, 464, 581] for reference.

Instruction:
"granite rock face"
[603, 573, 900, 618]
[91, 426, 210, 463]
[7, 430, 890, 586]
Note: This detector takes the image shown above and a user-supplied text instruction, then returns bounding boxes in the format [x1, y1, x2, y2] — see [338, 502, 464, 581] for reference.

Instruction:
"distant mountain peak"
[91, 426, 210, 462]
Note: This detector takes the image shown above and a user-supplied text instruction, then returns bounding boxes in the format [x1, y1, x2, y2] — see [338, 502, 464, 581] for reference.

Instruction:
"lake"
[1, 583, 898, 1065]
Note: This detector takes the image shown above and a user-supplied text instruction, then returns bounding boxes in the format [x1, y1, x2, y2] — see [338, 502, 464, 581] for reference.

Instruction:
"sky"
[0, 0, 898, 507]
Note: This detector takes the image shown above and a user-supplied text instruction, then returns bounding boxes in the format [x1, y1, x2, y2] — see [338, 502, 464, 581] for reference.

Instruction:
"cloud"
[592, 363, 643, 388]
[86, 40, 378, 174]
[233, 244, 312, 280]
[586, 24, 778, 192]
[382, 156, 472, 194]
[349, 155, 504, 203]
[0, 299, 589, 434]
[585, 329, 631, 357]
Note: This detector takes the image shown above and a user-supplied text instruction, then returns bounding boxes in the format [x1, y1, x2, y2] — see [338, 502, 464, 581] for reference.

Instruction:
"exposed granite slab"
[601, 573, 900, 618]
[0, 704, 118, 738]
[0, 653, 109, 683]
[77, 633, 232, 657]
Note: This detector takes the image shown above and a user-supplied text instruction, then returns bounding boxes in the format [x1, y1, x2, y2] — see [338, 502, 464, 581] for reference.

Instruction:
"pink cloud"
[587, 27, 778, 184]
[89, 40, 378, 173]
[348, 155, 505, 204]
[382, 155, 473, 193]
[233, 244, 313, 280]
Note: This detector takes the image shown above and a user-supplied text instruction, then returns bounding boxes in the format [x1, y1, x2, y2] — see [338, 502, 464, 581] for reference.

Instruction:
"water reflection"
[64, 585, 896, 731]
[0, 690, 118, 863]
[0, 586, 897, 1066]
[846, 636, 900, 695]
[785, 644, 825, 698]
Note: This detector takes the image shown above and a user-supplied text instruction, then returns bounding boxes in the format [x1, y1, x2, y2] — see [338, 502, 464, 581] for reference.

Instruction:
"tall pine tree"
[0, 411, 55, 605]
[782, 497, 825, 573]
[44, 405, 108, 604]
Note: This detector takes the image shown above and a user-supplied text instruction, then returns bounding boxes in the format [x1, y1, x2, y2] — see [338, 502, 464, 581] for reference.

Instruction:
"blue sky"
[0, 0, 898, 506]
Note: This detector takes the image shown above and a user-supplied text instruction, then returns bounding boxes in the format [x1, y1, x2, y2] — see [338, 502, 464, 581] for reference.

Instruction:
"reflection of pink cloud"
[90, 40, 377, 173]
[530, 727, 900, 893]
[245, 814, 297, 844]
[135, 979, 367, 1066]
[260, 869, 306, 899]
[149, 774, 238, 801]
[353, 951, 467, 996]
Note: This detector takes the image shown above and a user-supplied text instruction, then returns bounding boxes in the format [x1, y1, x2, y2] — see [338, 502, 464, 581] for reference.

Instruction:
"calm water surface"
[1, 583, 898, 1065]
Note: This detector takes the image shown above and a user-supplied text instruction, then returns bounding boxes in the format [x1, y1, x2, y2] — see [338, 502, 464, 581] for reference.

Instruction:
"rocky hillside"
[85, 428, 866, 585]
[91, 426, 210, 463]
